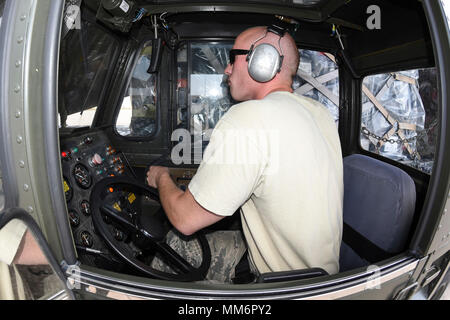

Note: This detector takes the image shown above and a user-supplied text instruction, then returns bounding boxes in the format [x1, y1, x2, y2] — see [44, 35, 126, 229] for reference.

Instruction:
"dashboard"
[60, 130, 133, 262]
[59, 129, 198, 271]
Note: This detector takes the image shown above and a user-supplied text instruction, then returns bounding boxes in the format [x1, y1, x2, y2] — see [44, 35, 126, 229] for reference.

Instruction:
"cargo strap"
[294, 52, 340, 107]
[296, 70, 340, 107]
[295, 52, 420, 159]
[325, 53, 419, 157]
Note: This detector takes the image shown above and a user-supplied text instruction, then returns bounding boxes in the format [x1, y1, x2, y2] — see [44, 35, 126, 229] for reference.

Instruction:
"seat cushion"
[339, 154, 416, 271]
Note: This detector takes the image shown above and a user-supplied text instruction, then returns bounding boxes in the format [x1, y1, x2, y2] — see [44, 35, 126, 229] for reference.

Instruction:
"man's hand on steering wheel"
[146, 166, 169, 188]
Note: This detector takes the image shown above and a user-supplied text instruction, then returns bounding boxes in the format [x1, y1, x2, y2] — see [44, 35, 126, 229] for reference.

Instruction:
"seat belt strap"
[343, 223, 393, 263]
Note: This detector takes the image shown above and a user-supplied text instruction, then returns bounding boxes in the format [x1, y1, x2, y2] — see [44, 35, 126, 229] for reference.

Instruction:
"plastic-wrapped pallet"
[361, 69, 437, 174]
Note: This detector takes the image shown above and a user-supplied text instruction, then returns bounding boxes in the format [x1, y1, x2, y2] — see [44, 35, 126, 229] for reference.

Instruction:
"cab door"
[387, 0, 450, 299]
[0, 0, 76, 299]
[405, 0, 450, 300]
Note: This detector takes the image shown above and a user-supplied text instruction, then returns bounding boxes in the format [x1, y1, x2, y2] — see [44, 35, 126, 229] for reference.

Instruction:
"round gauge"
[68, 210, 80, 228]
[63, 177, 73, 202]
[80, 231, 94, 248]
[80, 200, 91, 216]
[73, 164, 92, 189]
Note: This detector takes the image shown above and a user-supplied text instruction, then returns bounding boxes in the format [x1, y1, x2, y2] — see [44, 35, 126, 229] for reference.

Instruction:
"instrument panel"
[60, 130, 131, 256]
[60, 129, 198, 269]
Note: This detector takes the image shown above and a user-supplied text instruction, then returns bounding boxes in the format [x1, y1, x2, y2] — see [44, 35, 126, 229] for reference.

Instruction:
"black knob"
[83, 136, 93, 145]
[102, 0, 135, 17]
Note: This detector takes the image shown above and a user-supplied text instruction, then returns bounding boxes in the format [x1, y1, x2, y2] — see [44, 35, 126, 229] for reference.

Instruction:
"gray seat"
[339, 154, 416, 272]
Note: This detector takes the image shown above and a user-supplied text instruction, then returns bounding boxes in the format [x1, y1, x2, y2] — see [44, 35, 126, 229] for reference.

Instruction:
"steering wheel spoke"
[156, 242, 197, 274]
[100, 205, 138, 233]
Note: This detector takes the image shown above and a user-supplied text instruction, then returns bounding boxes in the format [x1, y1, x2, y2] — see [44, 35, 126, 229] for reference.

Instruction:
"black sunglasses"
[229, 49, 250, 65]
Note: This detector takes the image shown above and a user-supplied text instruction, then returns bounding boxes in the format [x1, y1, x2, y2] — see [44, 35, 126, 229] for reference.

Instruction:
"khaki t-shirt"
[189, 91, 343, 275]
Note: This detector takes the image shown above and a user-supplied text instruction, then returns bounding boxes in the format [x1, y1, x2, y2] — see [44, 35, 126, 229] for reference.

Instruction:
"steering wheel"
[89, 176, 211, 281]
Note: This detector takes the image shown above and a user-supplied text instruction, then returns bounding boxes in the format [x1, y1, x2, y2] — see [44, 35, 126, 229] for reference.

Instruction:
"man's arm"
[147, 166, 225, 236]
[0, 219, 49, 266]
[13, 230, 49, 265]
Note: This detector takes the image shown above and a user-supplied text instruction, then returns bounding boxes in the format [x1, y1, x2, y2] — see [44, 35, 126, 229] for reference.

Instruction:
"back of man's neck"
[255, 86, 293, 100]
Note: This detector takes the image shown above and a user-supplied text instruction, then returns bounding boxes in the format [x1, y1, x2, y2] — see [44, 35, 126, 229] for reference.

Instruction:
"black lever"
[100, 205, 139, 233]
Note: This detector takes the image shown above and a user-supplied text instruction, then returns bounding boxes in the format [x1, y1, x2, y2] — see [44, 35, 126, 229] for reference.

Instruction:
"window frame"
[113, 40, 161, 141]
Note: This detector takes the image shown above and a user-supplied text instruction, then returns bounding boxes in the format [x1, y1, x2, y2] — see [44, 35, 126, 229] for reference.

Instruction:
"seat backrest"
[339, 154, 416, 272]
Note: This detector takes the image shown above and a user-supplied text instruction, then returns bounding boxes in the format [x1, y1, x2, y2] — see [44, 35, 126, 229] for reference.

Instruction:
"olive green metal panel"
[2, 0, 69, 262]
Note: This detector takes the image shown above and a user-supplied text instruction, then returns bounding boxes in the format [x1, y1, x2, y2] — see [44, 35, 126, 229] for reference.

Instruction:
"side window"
[59, 19, 119, 128]
[115, 42, 157, 137]
[360, 68, 439, 174]
[293, 50, 339, 122]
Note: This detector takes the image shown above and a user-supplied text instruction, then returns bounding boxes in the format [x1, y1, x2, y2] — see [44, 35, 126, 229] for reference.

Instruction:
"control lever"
[118, 151, 138, 179]
[145, 149, 171, 185]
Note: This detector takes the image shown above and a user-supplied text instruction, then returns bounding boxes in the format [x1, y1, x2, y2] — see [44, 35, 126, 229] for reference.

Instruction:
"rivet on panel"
[20, 14, 27, 21]
[14, 85, 21, 93]
[18, 160, 25, 168]
[17, 36, 24, 44]
[23, 184, 29, 192]
[16, 136, 23, 144]
[27, 206, 34, 213]
[15, 110, 21, 118]
[15, 60, 22, 68]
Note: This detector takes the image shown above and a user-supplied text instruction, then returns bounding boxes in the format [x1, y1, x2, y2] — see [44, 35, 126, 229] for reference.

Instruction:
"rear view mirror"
[147, 38, 164, 74]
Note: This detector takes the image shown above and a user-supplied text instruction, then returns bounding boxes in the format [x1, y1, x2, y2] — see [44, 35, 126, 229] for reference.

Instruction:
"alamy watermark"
[365, 264, 382, 290]
[65, 4, 81, 31]
[366, 5, 381, 30]
[170, 121, 280, 175]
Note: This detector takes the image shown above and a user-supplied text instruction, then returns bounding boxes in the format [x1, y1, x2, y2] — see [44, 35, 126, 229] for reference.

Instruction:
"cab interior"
[57, 0, 441, 285]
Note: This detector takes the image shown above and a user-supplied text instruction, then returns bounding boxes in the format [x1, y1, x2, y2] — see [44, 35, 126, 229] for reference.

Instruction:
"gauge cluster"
[60, 130, 131, 255]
